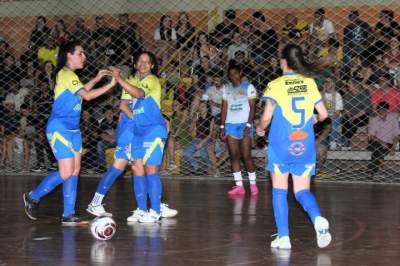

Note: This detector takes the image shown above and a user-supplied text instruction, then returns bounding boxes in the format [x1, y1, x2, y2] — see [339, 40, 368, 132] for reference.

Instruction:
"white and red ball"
[90, 217, 116, 240]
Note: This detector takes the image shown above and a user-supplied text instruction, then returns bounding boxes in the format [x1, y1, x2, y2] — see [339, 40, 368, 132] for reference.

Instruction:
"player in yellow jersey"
[23, 41, 116, 225]
[256, 44, 332, 249]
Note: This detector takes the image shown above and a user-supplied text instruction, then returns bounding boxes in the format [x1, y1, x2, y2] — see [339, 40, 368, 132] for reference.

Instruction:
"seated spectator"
[0, 53, 21, 96]
[92, 16, 113, 41]
[51, 19, 70, 46]
[176, 11, 195, 50]
[227, 31, 248, 61]
[282, 13, 309, 42]
[371, 72, 400, 112]
[0, 101, 20, 170]
[251, 11, 279, 62]
[371, 10, 400, 58]
[309, 8, 336, 42]
[342, 78, 371, 149]
[81, 110, 99, 173]
[383, 37, 400, 83]
[242, 20, 255, 46]
[154, 15, 177, 61]
[322, 77, 343, 150]
[315, 116, 332, 170]
[211, 9, 239, 48]
[367, 101, 400, 175]
[318, 38, 343, 64]
[96, 106, 117, 172]
[5, 80, 29, 112]
[71, 17, 92, 44]
[30, 16, 50, 49]
[193, 55, 212, 91]
[37, 36, 59, 66]
[182, 100, 214, 173]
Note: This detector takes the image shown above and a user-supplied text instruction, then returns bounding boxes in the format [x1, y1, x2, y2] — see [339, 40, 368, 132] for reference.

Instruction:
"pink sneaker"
[228, 186, 245, 196]
[250, 184, 259, 196]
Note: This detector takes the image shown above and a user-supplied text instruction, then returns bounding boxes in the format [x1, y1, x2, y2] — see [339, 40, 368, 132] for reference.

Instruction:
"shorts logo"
[289, 142, 305, 156]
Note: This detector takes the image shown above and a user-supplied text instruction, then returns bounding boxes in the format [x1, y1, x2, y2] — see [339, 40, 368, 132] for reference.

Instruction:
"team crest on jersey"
[289, 142, 305, 156]
[73, 103, 81, 112]
[72, 80, 79, 86]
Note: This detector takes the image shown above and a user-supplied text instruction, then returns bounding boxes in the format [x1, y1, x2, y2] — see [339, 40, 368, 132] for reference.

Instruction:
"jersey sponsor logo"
[289, 142, 306, 156]
[287, 85, 308, 95]
[73, 103, 81, 112]
[132, 107, 145, 115]
[285, 79, 304, 85]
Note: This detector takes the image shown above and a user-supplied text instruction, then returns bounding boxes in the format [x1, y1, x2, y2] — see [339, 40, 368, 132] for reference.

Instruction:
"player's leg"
[226, 135, 245, 196]
[127, 159, 147, 222]
[241, 130, 258, 195]
[292, 171, 331, 248]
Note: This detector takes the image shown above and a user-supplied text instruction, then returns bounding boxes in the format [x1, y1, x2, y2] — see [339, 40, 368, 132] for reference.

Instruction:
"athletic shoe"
[314, 216, 332, 248]
[127, 208, 146, 222]
[138, 209, 161, 223]
[228, 186, 245, 196]
[23, 193, 39, 220]
[270, 235, 291, 249]
[86, 204, 112, 217]
[250, 184, 259, 196]
[160, 203, 178, 218]
[61, 215, 88, 226]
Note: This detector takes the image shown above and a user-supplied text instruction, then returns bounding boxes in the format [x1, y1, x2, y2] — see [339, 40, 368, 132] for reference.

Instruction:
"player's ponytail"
[55, 41, 81, 76]
[281, 44, 324, 77]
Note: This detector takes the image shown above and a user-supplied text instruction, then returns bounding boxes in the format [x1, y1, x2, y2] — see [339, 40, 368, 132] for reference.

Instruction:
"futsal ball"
[90, 217, 116, 240]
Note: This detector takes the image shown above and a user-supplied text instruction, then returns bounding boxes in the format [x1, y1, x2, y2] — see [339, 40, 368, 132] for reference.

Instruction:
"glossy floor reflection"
[0, 174, 399, 265]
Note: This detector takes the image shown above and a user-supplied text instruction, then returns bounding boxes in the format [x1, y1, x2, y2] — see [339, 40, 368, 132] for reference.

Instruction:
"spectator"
[322, 77, 343, 150]
[37, 36, 59, 66]
[51, 19, 70, 46]
[251, 11, 279, 62]
[96, 106, 117, 172]
[211, 9, 239, 48]
[19, 104, 36, 172]
[30, 16, 50, 49]
[315, 116, 332, 170]
[182, 100, 214, 173]
[372, 9, 400, 58]
[176, 12, 195, 50]
[371, 72, 400, 112]
[230, 50, 253, 81]
[343, 10, 371, 67]
[20, 61, 38, 89]
[383, 37, 400, 83]
[242, 20, 255, 46]
[282, 13, 309, 42]
[309, 8, 336, 42]
[0, 100, 19, 171]
[81, 110, 99, 173]
[92, 16, 113, 41]
[227, 31, 248, 61]
[154, 15, 177, 61]
[193, 32, 211, 59]
[342, 78, 371, 149]
[115, 13, 143, 60]
[204, 69, 225, 118]
[20, 40, 40, 68]
[5, 80, 29, 112]
[367, 101, 400, 175]
[0, 53, 21, 97]
[193, 55, 212, 91]
[71, 17, 92, 44]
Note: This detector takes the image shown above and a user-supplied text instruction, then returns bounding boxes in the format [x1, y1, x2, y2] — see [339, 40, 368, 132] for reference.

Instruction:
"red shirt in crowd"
[371, 88, 400, 113]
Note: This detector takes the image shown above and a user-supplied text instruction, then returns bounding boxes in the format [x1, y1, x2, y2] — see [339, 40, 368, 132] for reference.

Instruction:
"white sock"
[248, 172, 257, 185]
[91, 192, 104, 206]
[233, 172, 243, 186]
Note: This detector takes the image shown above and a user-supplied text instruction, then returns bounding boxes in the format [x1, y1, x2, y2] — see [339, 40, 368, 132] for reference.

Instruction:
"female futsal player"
[109, 51, 168, 223]
[220, 65, 258, 196]
[23, 41, 116, 225]
[256, 44, 332, 249]
[86, 84, 177, 220]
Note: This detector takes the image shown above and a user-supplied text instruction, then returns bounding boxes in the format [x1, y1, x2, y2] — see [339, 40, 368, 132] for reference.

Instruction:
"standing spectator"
[367, 101, 400, 175]
[371, 72, 400, 112]
[204, 69, 225, 118]
[96, 106, 117, 172]
[211, 9, 239, 48]
[309, 8, 336, 42]
[227, 31, 248, 61]
[342, 78, 371, 149]
[343, 10, 371, 57]
[282, 13, 309, 43]
[251, 11, 279, 62]
[193, 32, 211, 59]
[371, 9, 400, 58]
[71, 17, 92, 44]
[321, 77, 343, 150]
[37, 36, 59, 66]
[30, 16, 50, 49]
[176, 12, 195, 50]
[193, 55, 212, 91]
[154, 15, 177, 61]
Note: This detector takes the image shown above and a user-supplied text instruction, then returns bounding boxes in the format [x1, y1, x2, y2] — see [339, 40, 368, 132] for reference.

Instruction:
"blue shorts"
[267, 146, 316, 177]
[225, 123, 254, 139]
[46, 130, 82, 160]
[114, 124, 134, 161]
[132, 125, 167, 166]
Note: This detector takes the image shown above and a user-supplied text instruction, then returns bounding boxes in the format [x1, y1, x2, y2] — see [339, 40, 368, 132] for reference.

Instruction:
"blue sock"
[295, 189, 321, 224]
[133, 175, 147, 211]
[272, 188, 289, 237]
[147, 173, 162, 214]
[96, 167, 123, 195]
[63, 175, 78, 217]
[29, 171, 64, 201]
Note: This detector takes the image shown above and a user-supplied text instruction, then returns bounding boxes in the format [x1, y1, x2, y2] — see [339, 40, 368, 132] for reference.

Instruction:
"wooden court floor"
[0, 174, 399, 265]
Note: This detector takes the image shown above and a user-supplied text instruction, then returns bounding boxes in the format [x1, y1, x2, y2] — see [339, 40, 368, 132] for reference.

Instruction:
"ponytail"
[55, 41, 81, 76]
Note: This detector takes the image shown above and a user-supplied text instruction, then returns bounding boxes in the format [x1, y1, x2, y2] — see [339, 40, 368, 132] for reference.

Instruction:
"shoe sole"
[86, 207, 113, 217]
[23, 193, 37, 221]
[61, 220, 89, 226]
[315, 217, 332, 248]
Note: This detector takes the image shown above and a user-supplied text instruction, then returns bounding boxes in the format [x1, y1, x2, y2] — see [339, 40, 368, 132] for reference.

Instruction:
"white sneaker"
[160, 203, 178, 218]
[86, 204, 112, 217]
[314, 216, 332, 248]
[270, 235, 291, 249]
[138, 209, 161, 223]
[127, 208, 146, 222]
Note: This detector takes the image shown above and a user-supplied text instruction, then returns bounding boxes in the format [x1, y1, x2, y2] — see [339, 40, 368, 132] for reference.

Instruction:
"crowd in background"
[0, 8, 400, 175]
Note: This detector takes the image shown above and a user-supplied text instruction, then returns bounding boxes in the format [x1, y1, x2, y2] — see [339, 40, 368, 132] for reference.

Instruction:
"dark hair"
[228, 63, 241, 74]
[20, 103, 29, 110]
[210, 68, 224, 78]
[176, 12, 193, 32]
[381, 9, 394, 20]
[159, 15, 173, 41]
[55, 40, 81, 75]
[315, 8, 325, 16]
[377, 101, 389, 110]
[349, 10, 359, 18]
[135, 51, 159, 76]
[281, 44, 321, 77]
[103, 105, 113, 114]
[225, 9, 236, 20]
[252, 11, 266, 22]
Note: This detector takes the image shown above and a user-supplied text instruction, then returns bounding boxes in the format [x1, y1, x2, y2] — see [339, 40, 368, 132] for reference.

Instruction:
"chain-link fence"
[0, 0, 400, 183]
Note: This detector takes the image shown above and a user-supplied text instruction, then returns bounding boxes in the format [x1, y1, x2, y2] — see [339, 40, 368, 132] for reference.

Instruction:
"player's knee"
[59, 168, 73, 180]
